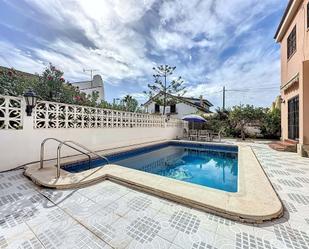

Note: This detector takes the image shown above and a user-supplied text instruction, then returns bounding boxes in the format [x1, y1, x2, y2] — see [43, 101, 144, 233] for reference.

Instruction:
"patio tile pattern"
[0, 143, 309, 248]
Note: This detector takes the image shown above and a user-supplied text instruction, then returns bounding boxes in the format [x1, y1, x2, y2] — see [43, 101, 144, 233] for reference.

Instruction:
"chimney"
[199, 95, 203, 107]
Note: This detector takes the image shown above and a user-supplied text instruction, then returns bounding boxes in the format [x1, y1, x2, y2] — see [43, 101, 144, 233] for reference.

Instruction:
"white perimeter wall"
[0, 115, 183, 171]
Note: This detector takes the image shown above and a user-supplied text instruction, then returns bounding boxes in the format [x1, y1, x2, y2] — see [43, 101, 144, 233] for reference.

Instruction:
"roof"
[0, 66, 38, 79]
[274, 0, 293, 39]
[143, 91, 213, 113]
[274, 0, 303, 41]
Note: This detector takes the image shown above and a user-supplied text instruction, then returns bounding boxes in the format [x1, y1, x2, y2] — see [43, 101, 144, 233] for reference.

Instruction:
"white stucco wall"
[71, 75, 105, 102]
[0, 115, 183, 172]
[146, 101, 199, 118]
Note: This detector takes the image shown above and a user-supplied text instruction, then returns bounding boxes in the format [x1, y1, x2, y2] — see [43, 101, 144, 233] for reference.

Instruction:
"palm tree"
[123, 95, 138, 112]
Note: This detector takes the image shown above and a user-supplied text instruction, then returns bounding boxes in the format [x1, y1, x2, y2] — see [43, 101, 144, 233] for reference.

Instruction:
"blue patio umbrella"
[182, 114, 206, 129]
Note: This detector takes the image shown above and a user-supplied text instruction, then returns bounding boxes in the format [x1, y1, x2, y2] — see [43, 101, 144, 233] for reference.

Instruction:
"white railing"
[0, 95, 23, 130]
[33, 100, 186, 129]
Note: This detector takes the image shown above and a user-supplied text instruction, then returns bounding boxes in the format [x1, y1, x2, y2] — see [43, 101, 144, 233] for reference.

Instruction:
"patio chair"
[188, 130, 198, 140]
[198, 130, 211, 141]
[211, 130, 223, 142]
[183, 129, 189, 140]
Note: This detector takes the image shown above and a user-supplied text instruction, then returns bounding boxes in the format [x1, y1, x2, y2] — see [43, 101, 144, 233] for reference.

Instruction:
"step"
[269, 141, 297, 153]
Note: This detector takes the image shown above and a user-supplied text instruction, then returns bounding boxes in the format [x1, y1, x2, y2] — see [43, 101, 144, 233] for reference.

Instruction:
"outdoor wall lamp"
[24, 89, 38, 116]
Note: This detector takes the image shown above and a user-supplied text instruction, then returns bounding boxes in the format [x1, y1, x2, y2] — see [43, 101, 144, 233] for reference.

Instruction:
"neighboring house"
[270, 96, 281, 112]
[275, 0, 309, 155]
[1, 66, 105, 103]
[0, 66, 39, 80]
[143, 91, 213, 119]
[71, 74, 105, 103]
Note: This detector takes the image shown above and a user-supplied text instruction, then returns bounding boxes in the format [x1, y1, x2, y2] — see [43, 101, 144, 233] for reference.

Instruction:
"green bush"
[0, 64, 141, 112]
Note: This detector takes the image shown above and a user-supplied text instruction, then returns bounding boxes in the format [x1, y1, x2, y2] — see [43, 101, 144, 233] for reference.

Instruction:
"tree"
[205, 107, 234, 135]
[0, 68, 36, 96]
[123, 95, 138, 112]
[229, 105, 265, 140]
[260, 108, 281, 138]
[0, 64, 99, 106]
[145, 65, 186, 114]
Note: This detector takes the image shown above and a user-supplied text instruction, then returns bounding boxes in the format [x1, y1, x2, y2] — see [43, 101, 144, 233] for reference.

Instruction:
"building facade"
[275, 0, 309, 155]
[71, 74, 105, 103]
[143, 92, 213, 119]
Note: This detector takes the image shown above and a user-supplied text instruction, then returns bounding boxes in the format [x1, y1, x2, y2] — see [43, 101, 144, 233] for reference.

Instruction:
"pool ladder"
[40, 138, 109, 178]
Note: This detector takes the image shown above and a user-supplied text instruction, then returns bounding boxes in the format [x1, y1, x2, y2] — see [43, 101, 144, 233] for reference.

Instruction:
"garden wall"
[0, 95, 186, 171]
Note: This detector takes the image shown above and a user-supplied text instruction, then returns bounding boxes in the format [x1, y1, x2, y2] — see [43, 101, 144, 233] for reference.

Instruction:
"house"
[275, 0, 309, 156]
[143, 91, 213, 119]
[0, 66, 105, 104]
[71, 74, 105, 103]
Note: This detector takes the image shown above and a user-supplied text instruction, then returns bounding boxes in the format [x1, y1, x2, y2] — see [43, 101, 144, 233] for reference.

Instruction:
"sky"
[0, 0, 288, 109]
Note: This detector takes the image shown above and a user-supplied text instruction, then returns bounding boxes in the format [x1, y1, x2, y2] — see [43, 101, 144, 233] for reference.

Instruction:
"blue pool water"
[63, 142, 238, 192]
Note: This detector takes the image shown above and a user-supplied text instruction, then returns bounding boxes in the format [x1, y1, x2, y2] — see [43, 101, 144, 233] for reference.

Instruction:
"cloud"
[0, 0, 287, 106]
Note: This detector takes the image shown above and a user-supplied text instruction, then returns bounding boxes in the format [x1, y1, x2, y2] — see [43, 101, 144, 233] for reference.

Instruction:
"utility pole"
[83, 69, 98, 87]
[222, 86, 226, 111]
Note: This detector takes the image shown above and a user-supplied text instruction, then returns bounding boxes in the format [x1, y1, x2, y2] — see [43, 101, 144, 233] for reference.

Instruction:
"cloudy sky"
[0, 0, 288, 108]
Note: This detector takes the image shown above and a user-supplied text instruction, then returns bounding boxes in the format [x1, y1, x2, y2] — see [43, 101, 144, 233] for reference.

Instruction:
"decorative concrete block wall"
[0, 95, 186, 171]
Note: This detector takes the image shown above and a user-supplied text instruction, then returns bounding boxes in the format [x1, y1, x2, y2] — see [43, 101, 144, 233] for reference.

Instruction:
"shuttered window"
[307, 2, 309, 28]
[155, 104, 160, 113]
[170, 104, 176, 113]
[287, 26, 296, 59]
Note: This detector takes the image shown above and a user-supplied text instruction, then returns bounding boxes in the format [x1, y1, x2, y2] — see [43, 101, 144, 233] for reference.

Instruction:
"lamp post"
[23, 89, 38, 116]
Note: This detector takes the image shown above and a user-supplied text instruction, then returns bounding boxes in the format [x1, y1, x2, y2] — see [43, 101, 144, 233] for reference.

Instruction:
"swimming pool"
[63, 142, 238, 192]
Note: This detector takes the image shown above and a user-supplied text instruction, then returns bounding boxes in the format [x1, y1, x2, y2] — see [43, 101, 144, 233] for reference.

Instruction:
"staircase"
[269, 139, 298, 153]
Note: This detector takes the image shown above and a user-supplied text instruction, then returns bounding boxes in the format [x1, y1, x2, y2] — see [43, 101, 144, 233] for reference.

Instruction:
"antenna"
[83, 68, 99, 87]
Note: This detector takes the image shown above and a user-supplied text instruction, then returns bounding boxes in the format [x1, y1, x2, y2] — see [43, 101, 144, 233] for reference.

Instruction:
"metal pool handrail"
[40, 138, 108, 178]
[40, 138, 91, 174]
[57, 140, 109, 178]
[40, 138, 90, 168]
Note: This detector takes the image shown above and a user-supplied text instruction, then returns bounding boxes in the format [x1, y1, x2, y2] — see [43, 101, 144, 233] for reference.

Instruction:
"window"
[287, 26, 297, 59]
[170, 104, 176, 113]
[307, 2, 309, 28]
[155, 103, 160, 113]
[288, 96, 299, 140]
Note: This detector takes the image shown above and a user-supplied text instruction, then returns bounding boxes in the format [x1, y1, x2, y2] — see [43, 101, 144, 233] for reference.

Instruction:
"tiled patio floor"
[1, 143, 309, 249]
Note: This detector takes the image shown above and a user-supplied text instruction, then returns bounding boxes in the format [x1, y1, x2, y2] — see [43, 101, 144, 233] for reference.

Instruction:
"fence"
[0, 95, 187, 171]
[0, 95, 185, 130]
[0, 95, 23, 130]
